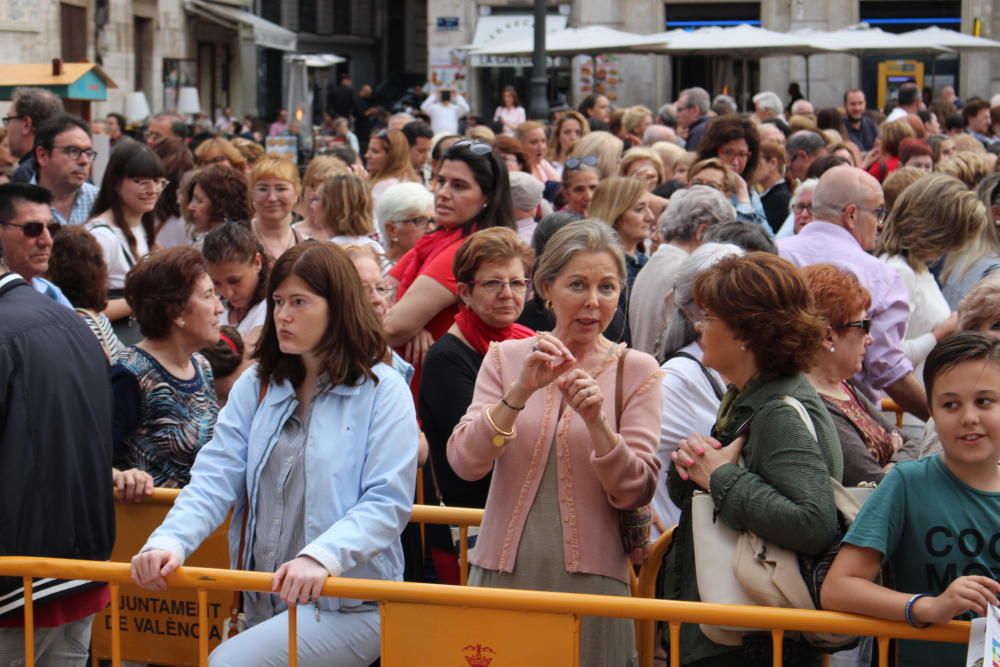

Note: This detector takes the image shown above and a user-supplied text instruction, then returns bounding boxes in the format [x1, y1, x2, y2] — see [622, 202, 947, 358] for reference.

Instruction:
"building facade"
[427, 0, 1000, 115]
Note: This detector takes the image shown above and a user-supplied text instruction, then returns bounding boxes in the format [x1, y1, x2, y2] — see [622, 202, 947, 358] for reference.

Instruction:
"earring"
[830, 346, 836, 353]
[545, 299, 553, 310]
[740, 345, 746, 351]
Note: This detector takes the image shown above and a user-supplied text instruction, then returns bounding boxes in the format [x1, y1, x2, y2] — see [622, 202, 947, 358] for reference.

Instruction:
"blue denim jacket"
[143, 362, 419, 611]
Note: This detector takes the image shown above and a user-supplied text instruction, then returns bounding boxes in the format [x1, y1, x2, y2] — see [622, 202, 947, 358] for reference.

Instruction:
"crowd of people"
[2, 76, 1000, 667]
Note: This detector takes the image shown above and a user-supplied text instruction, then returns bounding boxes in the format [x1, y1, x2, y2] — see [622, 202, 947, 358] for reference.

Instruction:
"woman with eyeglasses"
[449, 220, 661, 667]
[419, 228, 534, 584]
[560, 155, 601, 216]
[939, 173, 1000, 308]
[546, 111, 590, 177]
[877, 174, 981, 378]
[383, 139, 514, 381]
[696, 116, 769, 230]
[249, 155, 304, 265]
[802, 264, 920, 486]
[365, 129, 419, 206]
[203, 220, 270, 346]
[375, 181, 435, 271]
[87, 141, 167, 344]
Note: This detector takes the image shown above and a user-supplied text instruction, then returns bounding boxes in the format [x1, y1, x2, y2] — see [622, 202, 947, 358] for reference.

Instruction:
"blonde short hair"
[317, 174, 374, 237]
[589, 176, 648, 232]
[618, 146, 665, 185]
[194, 137, 247, 170]
[881, 166, 924, 210]
[650, 141, 688, 175]
[249, 155, 302, 195]
[303, 155, 349, 192]
[877, 173, 987, 272]
[938, 152, 993, 189]
[622, 105, 653, 135]
[569, 131, 624, 179]
[466, 124, 496, 144]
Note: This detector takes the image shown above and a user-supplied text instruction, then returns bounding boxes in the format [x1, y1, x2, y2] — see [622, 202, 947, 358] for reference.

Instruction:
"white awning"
[468, 14, 568, 67]
[186, 0, 297, 52]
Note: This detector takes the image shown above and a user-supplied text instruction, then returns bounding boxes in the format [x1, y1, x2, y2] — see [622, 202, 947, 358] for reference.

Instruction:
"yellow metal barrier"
[0, 557, 971, 667]
[92, 489, 484, 665]
[881, 398, 905, 429]
[635, 528, 675, 667]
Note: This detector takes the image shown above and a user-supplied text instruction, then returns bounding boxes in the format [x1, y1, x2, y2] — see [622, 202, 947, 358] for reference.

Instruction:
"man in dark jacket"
[0, 185, 115, 662]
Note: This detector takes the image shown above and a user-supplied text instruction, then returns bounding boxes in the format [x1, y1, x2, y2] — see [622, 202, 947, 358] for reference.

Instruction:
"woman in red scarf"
[417, 227, 534, 583]
[383, 139, 516, 382]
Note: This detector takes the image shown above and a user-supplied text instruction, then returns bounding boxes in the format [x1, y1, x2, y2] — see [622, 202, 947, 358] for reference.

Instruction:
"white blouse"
[87, 218, 150, 290]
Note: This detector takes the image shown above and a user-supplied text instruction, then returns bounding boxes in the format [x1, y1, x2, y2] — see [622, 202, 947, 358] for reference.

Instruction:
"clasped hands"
[517, 333, 605, 424]
[671, 433, 746, 490]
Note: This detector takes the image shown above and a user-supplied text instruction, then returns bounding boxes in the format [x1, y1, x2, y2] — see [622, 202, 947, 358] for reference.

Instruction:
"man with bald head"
[778, 165, 929, 420]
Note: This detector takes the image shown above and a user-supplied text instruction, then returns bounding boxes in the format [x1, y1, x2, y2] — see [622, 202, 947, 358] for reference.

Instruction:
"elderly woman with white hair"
[628, 186, 736, 357]
[652, 243, 743, 533]
[374, 181, 436, 271]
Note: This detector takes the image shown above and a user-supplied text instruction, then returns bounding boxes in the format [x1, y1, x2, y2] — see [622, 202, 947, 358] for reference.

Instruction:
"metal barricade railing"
[0, 557, 970, 667]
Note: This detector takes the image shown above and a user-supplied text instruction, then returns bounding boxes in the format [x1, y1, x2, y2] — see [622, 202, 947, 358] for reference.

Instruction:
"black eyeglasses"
[839, 319, 872, 334]
[54, 145, 98, 161]
[564, 155, 599, 170]
[451, 139, 492, 156]
[0, 219, 61, 238]
[845, 204, 889, 225]
[2, 115, 21, 126]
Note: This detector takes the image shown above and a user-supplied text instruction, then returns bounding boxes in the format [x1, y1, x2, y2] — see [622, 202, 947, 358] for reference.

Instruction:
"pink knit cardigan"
[447, 338, 662, 583]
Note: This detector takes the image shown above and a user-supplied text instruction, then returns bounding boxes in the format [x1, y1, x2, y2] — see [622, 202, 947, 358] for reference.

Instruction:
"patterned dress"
[111, 347, 218, 487]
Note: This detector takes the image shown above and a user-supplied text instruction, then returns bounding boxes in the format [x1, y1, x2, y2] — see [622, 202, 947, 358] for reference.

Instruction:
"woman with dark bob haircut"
[132, 242, 418, 667]
[47, 226, 127, 361]
[112, 247, 223, 488]
[697, 115, 768, 229]
[384, 138, 514, 382]
[183, 165, 251, 245]
[660, 252, 843, 667]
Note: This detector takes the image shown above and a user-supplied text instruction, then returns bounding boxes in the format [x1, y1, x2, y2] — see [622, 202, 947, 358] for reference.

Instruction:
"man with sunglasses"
[0, 188, 115, 663]
[0, 183, 72, 308]
[31, 114, 98, 227]
[779, 165, 931, 422]
[6, 87, 64, 185]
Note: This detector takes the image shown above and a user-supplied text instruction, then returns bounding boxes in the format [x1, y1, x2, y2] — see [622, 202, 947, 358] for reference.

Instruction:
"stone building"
[427, 0, 999, 114]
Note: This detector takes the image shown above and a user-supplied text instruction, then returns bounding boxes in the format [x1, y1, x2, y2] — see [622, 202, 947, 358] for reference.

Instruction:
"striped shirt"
[75, 308, 126, 361]
[247, 412, 308, 622]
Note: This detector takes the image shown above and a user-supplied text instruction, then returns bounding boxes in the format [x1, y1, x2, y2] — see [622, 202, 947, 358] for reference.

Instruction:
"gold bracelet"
[485, 406, 515, 448]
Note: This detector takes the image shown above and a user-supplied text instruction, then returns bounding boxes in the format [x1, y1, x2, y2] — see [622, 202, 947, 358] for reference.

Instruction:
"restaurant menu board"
[573, 54, 621, 104]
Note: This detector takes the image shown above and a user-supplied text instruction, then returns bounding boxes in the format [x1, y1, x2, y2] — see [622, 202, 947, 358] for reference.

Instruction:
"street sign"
[437, 17, 459, 32]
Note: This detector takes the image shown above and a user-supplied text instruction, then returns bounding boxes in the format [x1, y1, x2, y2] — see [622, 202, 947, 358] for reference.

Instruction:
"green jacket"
[659, 372, 843, 666]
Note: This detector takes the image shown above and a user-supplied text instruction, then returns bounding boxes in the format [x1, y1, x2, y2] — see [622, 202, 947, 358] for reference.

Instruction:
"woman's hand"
[113, 467, 155, 503]
[403, 328, 435, 367]
[273, 556, 330, 606]
[672, 434, 745, 490]
[557, 368, 605, 424]
[515, 333, 575, 394]
[912, 576, 1000, 624]
[732, 174, 751, 204]
[131, 549, 181, 591]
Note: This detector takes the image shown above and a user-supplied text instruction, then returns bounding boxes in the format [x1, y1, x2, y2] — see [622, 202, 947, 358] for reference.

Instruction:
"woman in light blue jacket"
[131, 241, 419, 667]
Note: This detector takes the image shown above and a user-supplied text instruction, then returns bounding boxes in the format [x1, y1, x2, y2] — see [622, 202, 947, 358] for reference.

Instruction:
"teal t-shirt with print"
[844, 455, 1000, 666]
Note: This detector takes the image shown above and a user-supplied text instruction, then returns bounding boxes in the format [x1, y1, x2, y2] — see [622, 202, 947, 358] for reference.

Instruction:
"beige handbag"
[692, 396, 875, 648]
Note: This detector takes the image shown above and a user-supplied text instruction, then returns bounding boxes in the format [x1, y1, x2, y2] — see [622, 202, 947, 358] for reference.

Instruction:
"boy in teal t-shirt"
[822, 333, 1000, 666]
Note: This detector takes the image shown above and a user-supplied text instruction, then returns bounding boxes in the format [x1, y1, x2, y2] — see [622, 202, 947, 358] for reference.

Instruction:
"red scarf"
[454, 307, 534, 356]
[391, 226, 470, 299]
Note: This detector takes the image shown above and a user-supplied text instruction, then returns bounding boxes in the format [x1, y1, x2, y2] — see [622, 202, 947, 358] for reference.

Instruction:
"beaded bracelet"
[904, 593, 931, 628]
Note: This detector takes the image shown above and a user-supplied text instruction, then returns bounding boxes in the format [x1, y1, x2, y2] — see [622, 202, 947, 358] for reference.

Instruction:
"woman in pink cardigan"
[448, 219, 662, 666]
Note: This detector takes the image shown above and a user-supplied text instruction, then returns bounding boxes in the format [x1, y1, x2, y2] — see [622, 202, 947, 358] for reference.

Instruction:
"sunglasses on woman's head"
[564, 155, 599, 170]
[451, 139, 492, 156]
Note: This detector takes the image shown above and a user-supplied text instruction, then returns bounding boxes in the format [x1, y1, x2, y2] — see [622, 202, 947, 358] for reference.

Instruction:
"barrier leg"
[771, 629, 784, 667]
[288, 604, 298, 667]
[22, 577, 33, 666]
[198, 588, 209, 666]
[822, 654, 830, 667]
[669, 622, 680, 667]
[459, 527, 469, 586]
[110, 582, 121, 667]
[877, 636, 890, 667]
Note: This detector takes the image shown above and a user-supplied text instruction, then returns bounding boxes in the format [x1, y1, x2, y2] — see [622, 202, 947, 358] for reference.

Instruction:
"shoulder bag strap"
[89, 221, 136, 269]
[228, 378, 268, 638]
[671, 351, 726, 401]
[77, 308, 113, 360]
[615, 348, 628, 430]
[780, 395, 817, 441]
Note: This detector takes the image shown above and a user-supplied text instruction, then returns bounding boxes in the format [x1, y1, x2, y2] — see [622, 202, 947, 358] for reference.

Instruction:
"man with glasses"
[0, 183, 72, 307]
[675, 87, 710, 151]
[31, 114, 98, 226]
[6, 87, 64, 184]
[778, 165, 930, 421]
